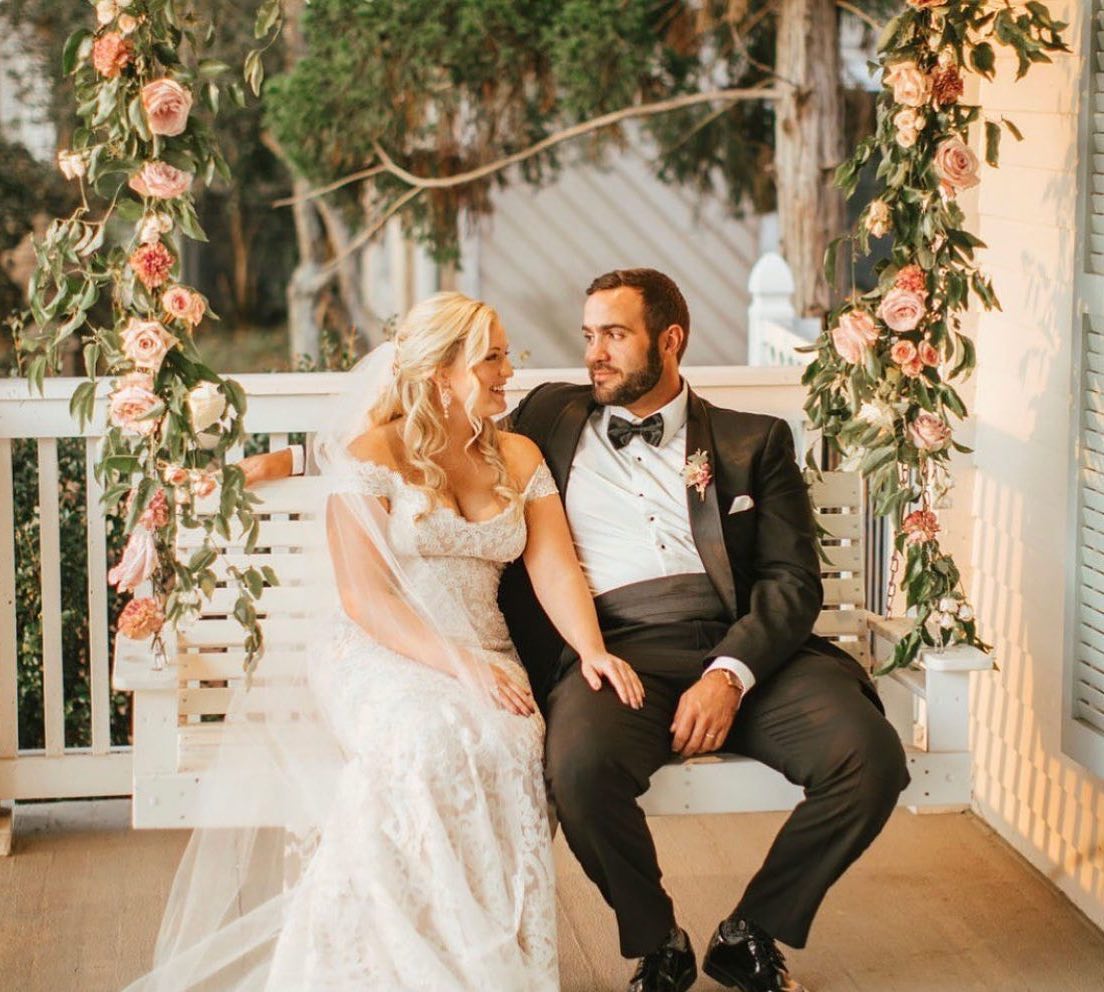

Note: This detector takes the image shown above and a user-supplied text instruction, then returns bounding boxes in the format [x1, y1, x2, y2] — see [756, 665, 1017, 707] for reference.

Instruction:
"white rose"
[95, 0, 118, 26]
[187, 382, 227, 434]
[137, 216, 162, 245]
[957, 604, 974, 622]
[938, 597, 958, 613]
[938, 612, 957, 630]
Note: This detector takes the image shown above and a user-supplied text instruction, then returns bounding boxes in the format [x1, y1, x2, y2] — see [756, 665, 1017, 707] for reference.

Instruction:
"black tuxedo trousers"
[544, 608, 909, 958]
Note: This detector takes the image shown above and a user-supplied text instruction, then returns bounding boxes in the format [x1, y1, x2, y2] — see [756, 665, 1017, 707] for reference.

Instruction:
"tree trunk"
[314, 198, 385, 346]
[774, 0, 845, 318]
[226, 189, 251, 324]
[286, 176, 327, 362]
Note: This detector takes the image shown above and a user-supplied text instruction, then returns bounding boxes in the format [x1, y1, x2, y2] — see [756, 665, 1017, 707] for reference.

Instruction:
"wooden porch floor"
[2, 800, 1103, 991]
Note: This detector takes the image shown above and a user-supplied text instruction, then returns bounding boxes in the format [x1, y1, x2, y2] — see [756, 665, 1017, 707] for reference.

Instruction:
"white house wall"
[461, 128, 761, 368]
[967, 0, 1104, 929]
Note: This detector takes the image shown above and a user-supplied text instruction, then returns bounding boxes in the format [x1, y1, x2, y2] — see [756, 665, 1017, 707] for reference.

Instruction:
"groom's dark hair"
[585, 268, 690, 360]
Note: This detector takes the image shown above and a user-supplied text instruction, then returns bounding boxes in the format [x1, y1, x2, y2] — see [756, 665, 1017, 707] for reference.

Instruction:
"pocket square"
[728, 494, 755, 514]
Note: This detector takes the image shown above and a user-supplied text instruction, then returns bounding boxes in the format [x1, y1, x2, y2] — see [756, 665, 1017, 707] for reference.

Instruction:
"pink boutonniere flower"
[682, 449, 712, 501]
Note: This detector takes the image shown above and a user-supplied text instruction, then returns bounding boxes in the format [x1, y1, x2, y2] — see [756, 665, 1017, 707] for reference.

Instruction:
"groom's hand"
[670, 672, 743, 757]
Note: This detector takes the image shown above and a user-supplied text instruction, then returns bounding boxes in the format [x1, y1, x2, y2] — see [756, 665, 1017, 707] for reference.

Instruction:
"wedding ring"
[704, 732, 716, 739]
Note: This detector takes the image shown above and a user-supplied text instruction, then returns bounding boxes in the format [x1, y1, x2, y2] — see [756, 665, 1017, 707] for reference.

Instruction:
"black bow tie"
[607, 413, 664, 450]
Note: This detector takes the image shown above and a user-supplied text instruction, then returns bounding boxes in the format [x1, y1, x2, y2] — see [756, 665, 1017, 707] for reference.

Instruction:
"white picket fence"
[0, 365, 809, 816]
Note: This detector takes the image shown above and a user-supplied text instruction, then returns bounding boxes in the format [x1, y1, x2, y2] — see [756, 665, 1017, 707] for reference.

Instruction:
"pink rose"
[129, 487, 170, 530]
[128, 161, 193, 200]
[878, 288, 927, 333]
[141, 79, 193, 137]
[902, 509, 940, 545]
[117, 596, 165, 640]
[121, 317, 177, 372]
[890, 340, 918, 365]
[918, 340, 940, 367]
[92, 32, 132, 79]
[933, 137, 980, 196]
[161, 286, 206, 326]
[109, 372, 161, 436]
[129, 241, 175, 289]
[831, 310, 879, 364]
[191, 471, 218, 499]
[883, 61, 931, 108]
[894, 264, 927, 297]
[908, 412, 952, 451]
[901, 357, 925, 378]
[108, 526, 158, 592]
[162, 464, 190, 487]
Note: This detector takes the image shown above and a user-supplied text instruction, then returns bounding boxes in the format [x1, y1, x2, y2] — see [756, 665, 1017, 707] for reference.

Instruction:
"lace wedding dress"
[263, 458, 560, 991]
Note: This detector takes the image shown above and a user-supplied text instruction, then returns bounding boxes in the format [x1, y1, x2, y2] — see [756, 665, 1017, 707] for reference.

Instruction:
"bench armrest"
[112, 636, 177, 692]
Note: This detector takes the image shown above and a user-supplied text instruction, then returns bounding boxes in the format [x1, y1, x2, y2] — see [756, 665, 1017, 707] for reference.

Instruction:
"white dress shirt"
[563, 381, 756, 693]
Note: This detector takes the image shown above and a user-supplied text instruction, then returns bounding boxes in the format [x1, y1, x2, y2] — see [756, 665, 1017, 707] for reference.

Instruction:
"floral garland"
[19, 0, 283, 674]
[804, 0, 1069, 670]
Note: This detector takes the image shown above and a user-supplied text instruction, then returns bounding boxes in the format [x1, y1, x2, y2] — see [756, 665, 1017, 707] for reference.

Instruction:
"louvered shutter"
[1091, 1, 1104, 274]
[1067, 1, 1104, 776]
[1075, 314, 1104, 738]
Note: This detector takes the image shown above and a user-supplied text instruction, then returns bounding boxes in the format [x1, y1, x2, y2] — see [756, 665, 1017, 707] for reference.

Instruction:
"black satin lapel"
[685, 391, 737, 611]
[547, 392, 595, 495]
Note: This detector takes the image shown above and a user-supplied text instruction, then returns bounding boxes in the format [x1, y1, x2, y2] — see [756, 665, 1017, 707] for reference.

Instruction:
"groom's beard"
[588, 340, 663, 407]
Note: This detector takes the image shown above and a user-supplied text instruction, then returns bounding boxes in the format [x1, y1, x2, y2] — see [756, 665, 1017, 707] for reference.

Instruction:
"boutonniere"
[681, 449, 712, 501]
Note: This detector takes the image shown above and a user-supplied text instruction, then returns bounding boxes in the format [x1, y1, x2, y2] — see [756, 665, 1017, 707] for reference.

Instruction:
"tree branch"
[274, 85, 783, 207]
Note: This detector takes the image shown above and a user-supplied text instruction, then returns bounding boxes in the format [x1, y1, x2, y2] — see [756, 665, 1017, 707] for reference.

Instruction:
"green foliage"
[17, 0, 280, 674]
[803, 0, 1068, 669]
[265, 0, 791, 259]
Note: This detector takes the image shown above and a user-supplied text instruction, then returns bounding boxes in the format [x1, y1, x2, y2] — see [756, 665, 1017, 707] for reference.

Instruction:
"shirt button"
[638, 493, 644, 498]
[648, 516, 655, 522]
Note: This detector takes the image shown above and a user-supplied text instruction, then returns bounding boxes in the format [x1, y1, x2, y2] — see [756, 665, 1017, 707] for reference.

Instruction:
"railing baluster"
[0, 439, 17, 759]
[86, 437, 111, 754]
[37, 439, 65, 756]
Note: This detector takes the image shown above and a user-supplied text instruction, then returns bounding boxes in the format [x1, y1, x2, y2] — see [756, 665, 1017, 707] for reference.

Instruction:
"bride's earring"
[440, 384, 453, 415]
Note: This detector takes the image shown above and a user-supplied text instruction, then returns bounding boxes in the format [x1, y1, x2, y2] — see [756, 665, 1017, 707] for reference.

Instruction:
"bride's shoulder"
[498, 431, 553, 497]
[347, 422, 403, 471]
[498, 431, 542, 475]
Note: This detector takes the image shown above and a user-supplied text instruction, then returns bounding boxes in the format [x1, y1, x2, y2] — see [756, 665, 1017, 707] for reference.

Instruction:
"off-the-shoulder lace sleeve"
[352, 460, 397, 498]
[522, 460, 558, 502]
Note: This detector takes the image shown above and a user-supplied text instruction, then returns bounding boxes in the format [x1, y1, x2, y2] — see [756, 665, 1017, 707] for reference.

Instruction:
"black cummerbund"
[592, 573, 728, 631]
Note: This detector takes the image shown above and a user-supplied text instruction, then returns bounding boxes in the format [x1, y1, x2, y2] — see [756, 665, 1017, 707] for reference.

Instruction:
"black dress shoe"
[628, 926, 697, 992]
[701, 915, 806, 992]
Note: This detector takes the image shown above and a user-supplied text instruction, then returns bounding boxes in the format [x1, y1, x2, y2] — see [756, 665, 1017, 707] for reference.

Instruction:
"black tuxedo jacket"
[499, 381, 842, 702]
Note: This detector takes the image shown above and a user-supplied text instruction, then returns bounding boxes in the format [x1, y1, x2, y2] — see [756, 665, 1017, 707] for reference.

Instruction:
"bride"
[128, 292, 643, 991]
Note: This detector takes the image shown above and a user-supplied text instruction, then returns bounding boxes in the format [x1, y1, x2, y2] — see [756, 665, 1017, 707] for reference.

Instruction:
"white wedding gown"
[263, 459, 560, 991]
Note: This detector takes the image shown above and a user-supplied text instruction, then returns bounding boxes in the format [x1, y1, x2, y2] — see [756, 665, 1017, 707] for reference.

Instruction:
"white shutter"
[1090, 1, 1104, 274]
[1075, 314, 1104, 737]
[1066, 1, 1104, 776]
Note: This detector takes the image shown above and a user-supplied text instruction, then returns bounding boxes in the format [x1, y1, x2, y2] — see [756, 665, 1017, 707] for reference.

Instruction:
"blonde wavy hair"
[368, 292, 520, 518]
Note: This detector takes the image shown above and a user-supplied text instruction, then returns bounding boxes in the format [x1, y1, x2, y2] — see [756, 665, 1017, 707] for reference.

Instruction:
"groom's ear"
[662, 324, 686, 360]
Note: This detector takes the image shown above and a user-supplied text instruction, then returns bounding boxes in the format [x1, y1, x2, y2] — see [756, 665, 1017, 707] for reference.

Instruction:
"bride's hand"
[580, 652, 645, 709]
[488, 664, 537, 717]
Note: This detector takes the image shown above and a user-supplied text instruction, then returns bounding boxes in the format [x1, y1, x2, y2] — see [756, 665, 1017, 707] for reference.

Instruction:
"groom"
[498, 269, 908, 992]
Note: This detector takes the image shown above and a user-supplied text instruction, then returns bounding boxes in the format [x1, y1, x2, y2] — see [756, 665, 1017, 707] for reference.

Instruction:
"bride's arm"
[514, 453, 644, 709]
[326, 491, 536, 715]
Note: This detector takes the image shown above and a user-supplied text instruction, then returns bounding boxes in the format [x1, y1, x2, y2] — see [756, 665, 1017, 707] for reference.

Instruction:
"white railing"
[746, 252, 820, 367]
[0, 366, 808, 808]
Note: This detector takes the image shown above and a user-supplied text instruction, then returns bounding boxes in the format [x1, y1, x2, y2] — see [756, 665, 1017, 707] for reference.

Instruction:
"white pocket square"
[728, 494, 755, 514]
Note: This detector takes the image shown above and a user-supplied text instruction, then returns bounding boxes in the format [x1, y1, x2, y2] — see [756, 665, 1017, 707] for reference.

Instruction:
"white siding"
[963, 0, 1104, 931]
[465, 127, 760, 367]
